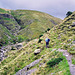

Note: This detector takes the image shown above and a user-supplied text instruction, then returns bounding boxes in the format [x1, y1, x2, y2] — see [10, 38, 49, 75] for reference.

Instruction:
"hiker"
[45, 38, 50, 48]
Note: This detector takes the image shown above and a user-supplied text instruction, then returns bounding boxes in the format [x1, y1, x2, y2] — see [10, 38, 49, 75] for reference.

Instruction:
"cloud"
[0, 0, 75, 19]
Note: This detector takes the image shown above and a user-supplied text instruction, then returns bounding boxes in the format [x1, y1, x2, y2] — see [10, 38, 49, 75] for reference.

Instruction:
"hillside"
[0, 8, 62, 46]
[11, 10, 62, 39]
[0, 11, 75, 75]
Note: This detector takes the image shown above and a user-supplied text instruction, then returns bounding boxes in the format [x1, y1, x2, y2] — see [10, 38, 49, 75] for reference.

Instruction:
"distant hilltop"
[0, 8, 11, 11]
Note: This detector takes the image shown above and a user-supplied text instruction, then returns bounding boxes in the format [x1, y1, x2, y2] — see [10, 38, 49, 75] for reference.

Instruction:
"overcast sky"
[0, 0, 75, 19]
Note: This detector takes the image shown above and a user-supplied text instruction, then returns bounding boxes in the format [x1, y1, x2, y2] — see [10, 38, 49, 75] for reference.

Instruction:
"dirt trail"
[58, 48, 75, 75]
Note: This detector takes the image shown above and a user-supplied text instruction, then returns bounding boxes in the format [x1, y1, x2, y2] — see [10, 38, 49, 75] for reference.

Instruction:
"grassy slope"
[11, 10, 62, 40]
[40, 11, 75, 64]
[0, 39, 70, 75]
[1, 12, 75, 75]
[0, 8, 20, 46]
[0, 8, 62, 46]
[0, 8, 9, 14]
[0, 24, 16, 46]
[0, 8, 20, 34]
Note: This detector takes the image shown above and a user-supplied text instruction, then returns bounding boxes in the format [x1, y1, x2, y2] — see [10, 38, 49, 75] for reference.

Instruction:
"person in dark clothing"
[45, 38, 50, 48]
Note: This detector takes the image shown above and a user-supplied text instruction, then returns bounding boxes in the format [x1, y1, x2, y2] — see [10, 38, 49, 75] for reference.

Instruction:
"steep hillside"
[0, 12, 75, 75]
[0, 8, 62, 46]
[40, 11, 75, 64]
[11, 10, 62, 40]
[0, 39, 71, 75]
[0, 24, 15, 46]
[0, 8, 20, 46]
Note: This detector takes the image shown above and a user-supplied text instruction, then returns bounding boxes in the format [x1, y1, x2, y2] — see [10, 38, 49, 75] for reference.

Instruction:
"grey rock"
[0, 42, 24, 62]
[15, 43, 23, 49]
[22, 68, 37, 75]
[58, 35, 61, 39]
[72, 41, 75, 44]
[72, 22, 75, 24]
[68, 26, 72, 29]
[0, 14, 15, 20]
[16, 59, 42, 75]
[34, 49, 41, 55]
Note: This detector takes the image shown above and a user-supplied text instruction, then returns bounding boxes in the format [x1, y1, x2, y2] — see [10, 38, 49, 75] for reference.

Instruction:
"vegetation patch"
[47, 58, 63, 67]
[38, 39, 42, 43]
[39, 34, 43, 38]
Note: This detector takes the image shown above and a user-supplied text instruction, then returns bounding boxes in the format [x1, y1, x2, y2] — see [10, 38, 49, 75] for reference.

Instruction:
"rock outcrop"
[16, 58, 42, 75]
[0, 43, 23, 62]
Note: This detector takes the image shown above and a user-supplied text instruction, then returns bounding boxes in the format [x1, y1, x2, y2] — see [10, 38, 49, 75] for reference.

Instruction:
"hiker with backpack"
[45, 38, 50, 48]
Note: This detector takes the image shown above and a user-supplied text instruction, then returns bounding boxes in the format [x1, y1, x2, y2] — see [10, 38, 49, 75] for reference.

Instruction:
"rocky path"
[58, 48, 75, 75]
[16, 58, 42, 75]
[24, 68, 37, 75]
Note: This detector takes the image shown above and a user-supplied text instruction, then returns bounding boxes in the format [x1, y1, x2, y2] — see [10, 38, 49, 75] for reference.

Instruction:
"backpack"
[45, 38, 50, 42]
[48, 39, 50, 42]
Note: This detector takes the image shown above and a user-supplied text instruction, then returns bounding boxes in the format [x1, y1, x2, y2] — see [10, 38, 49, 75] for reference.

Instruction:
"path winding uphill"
[58, 49, 75, 75]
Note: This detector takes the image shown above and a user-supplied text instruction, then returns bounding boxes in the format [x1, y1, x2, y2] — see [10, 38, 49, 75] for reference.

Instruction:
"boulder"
[15, 43, 23, 49]
[34, 49, 41, 55]
[68, 26, 72, 29]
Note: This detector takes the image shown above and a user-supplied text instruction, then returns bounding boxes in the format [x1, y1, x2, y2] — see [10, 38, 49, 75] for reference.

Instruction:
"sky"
[0, 0, 75, 19]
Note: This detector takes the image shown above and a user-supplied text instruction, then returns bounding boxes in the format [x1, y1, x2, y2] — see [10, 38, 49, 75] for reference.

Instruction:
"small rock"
[72, 22, 75, 24]
[15, 43, 23, 49]
[51, 73, 54, 75]
[67, 39, 71, 42]
[72, 41, 75, 44]
[68, 26, 71, 29]
[68, 60, 70, 62]
[65, 55, 68, 57]
[34, 49, 41, 55]
[58, 71, 62, 74]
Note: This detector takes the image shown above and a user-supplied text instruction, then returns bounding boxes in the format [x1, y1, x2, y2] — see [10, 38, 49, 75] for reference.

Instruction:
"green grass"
[11, 10, 61, 40]
[0, 24, 16, 46]
[0, 9, 75, 75]
[0, 8, 61, 46]
[0, 39, 71, 75]
[0, 8, 9, 14]
[32, 51, 71, 75]
[47, 57, 63, 67]
[40, 12, 75, 64]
